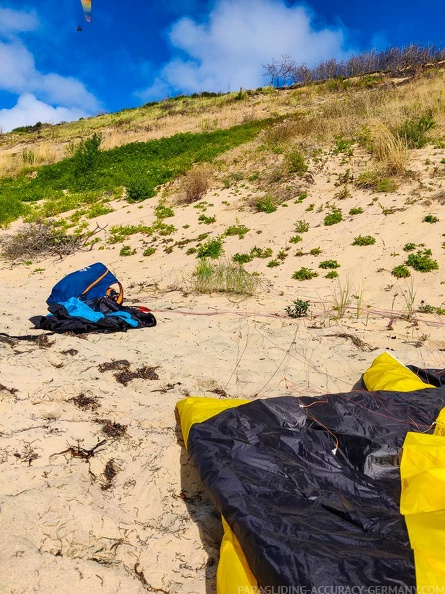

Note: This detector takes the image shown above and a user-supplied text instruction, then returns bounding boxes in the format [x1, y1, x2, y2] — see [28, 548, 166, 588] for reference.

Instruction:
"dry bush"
[262, 117, 314, 146]
[369, 120, 409, 174]
[179, 164, 213, 203]
[0, 220, 93, 261]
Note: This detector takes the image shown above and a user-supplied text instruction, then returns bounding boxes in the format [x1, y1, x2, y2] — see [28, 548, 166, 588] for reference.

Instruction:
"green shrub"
[289, 235, 303, 244]
[267, 259, 280, 268]
[294, 220, 309, 233]
[349, 207, 364, 215]
[285, 299, 310, 318]
[310, 247, 322, 255]
[323, 208, 343, 226]
[423, 214, 439, 223]
[285, 150, 308, 175]
[126, 176, 153, 201]
[325, 270, 339, 279]
[397, 111, 436, 148]
[391, 265, 410, 278]
[198, 214, 216, 224]
[292, 267, 318, 280]
[256, 196, 277, 213]
[232, 252, 253, 264]
[319, 260, 340, 269]
[119, 245, 136, 256]
[406, 249, 439, 272]
[403, 242, 416, 252]
[224, 223, 249, 238]
[250, 246, 272, 258]
[143, 247, 156, 257]
[197, 237, 224, 259]
[352, 235, 376, 246]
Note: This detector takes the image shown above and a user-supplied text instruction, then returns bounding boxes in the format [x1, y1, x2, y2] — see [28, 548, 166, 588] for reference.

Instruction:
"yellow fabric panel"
[176, 396, 259, 593]
[401, 431, 445, 588]
[217, 517, 258, 594]
[176, 396, 250, 447]
[363, 351, 435, 392]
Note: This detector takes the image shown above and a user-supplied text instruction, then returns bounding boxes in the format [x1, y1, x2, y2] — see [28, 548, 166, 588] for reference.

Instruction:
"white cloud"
[0, 93, 90, 133]
[0, 8, 38, 37]
[138, 0, 348, 100]
[0, 8, 101, 131]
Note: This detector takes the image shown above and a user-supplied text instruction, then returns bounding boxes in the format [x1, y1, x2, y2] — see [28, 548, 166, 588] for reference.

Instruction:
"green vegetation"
[352, 235, 376, 246]
[391, 265, 411, 279]
[325, 270, 339, 279]
[397, 111, 436, 148]
[294, 220, 309, 233]
[255, 196, 277, 213]
[0, 119, 272, 225]
[349, 207, 364, 215]
[192, 259, 261, 295]
[403, 242, 417, 252]
[224, 223, 249, 238]
[423, 214, 439, 223]
[323, 208, 343, 226]
[405, 249, 439, 272]
[319, 260, 340, 269]
[285, 299, 310, 318]
[196, 237, 224, 259]
[198, 214, 216, 224]
[292, 267, 319, 281]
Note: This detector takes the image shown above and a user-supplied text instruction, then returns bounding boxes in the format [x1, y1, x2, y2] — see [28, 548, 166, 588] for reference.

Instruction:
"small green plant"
[295, 192, 308, 203]
[334, 186, 351, 200]
[197, 237, 224, 259]
[352, 235, 376, 246]
[233, 252, 253, 264]
[289, 235, 303, 244]
[120, 245, 136, 256]
[255, 196, 277, 213]
[155, 202, 174, 219]
[224, 223, 249, 238]
[349, 207, 363, 215]
[406, 249, 439, 272]
[319, 260, 340, 269]
[198, 214, 216, 224]
[392, 265, 410, 279]
[285, 149, 308, 176]
[143, 247, 156, 257]
[294, 220, 309, 233]
[292, 267, 318, 281]
[417, 302, 436, 314]
[403, 243, 417, 252]
[267, 259, 280, 268]
[423, 214, 439, 223]
[309, 247, 322, 255]
[285, 299, 310, 318]
[323, 208, 343, 226]
[397, 111, 436, 148]
[325, 270, 339, 279]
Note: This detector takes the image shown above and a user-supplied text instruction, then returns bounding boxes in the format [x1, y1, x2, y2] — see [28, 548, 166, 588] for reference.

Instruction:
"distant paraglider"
[80, 0, 91, 22]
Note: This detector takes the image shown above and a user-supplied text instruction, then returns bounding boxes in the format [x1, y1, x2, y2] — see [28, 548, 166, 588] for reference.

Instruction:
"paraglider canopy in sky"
[80, 0, 91, 22]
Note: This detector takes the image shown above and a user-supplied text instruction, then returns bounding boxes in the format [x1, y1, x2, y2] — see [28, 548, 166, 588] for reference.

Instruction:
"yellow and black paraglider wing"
[80, 0, 91, 22]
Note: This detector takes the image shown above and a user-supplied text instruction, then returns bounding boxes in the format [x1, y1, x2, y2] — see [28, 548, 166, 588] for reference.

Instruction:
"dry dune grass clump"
[179, 164, 214, 204]
[369, 120, 410, 174]
[191, 258, 263, 296]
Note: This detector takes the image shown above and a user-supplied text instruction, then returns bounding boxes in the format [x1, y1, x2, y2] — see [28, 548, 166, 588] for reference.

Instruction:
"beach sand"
[1, 139, 445, 593]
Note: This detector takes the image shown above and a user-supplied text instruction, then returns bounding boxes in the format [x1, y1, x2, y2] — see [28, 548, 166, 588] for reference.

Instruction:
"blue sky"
[0, 0, 444, 132]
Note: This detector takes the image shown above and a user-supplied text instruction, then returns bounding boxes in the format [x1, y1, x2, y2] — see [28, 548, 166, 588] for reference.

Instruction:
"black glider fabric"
[186, 381, 445, 589]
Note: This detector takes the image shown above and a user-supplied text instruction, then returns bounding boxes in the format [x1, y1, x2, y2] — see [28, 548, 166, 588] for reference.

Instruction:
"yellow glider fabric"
[363, 351, 435, 392]
[176, 396, 258, 594]
[401, 431, 445, 589]
[362, 352, 440, 589]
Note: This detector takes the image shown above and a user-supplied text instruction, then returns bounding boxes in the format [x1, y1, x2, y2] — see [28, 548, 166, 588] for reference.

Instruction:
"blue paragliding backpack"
[31, 262, 156, 333]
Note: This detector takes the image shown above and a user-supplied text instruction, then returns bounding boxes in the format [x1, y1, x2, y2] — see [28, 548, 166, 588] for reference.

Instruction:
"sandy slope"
[1, 141, 445, 593]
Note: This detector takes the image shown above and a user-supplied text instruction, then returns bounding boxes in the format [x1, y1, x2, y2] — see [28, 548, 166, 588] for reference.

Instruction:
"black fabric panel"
[30, 299, 156, 333]
[187, 382, 445, 589]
